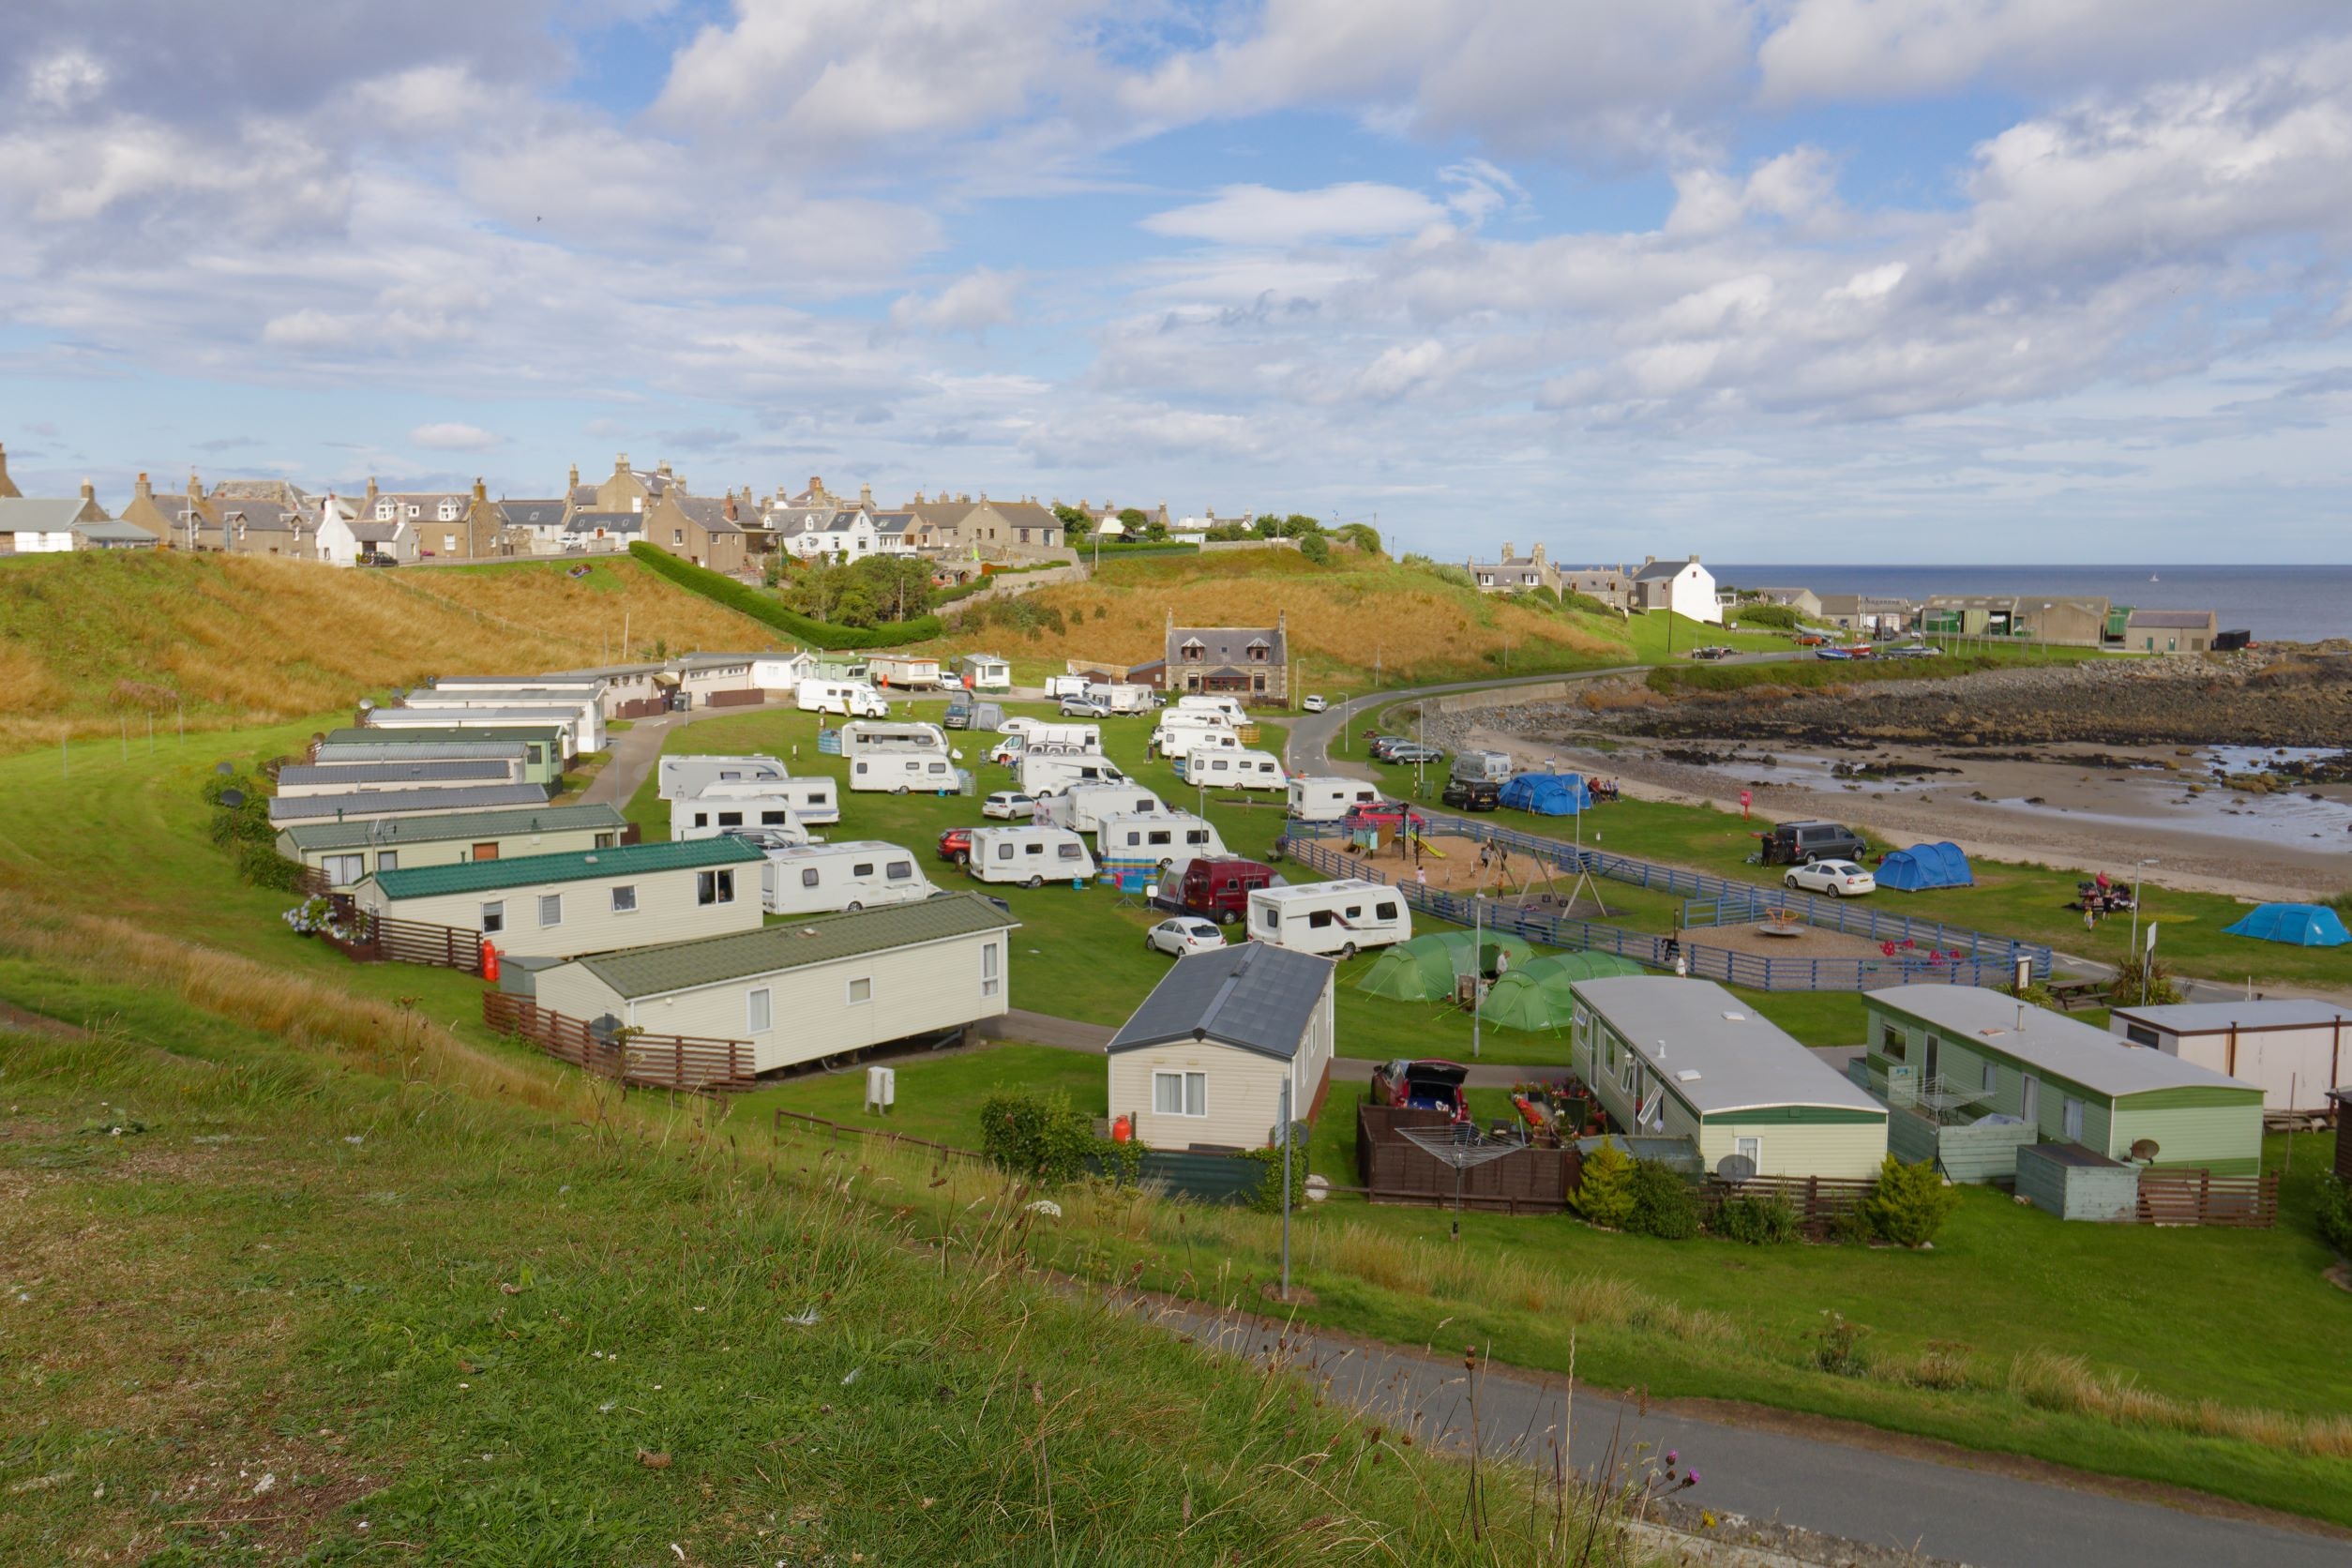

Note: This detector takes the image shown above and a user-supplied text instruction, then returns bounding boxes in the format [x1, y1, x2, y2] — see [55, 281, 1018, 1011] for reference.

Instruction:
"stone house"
[1163, 610, 1289, 703]
[647, 491, 750, 575]
[1631, 554, 1722, 625]
[116, 471, 219, 547]
[1468, 542, 1560, 594]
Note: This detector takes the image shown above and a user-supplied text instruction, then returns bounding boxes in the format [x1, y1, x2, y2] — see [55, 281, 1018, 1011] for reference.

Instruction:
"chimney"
[365, 476, 379, 506]
[1501, 541, 1515, 562]
[81, 477, 96, 504]
[616, 451, 629, 475]
[473, 476, 488, 503]
[567, 462, 580, 489]
[808, 475, 822, 495]
[135, 471, 154, 500]
[1531, 542, 1546, 565]
[723, 494, 738, 522]
[1688, 552, 1699, 564]
[0, 442, 13, 498]
[1643, 554, 1655, 566]
[657, 460, 672, 477]
[860, 484, 872, 507]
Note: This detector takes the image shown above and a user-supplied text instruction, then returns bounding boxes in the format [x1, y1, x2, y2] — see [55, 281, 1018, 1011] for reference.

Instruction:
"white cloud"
[24, 48, 108, 111]
[411, 422, 504, 451]
[889, 268, 1025, 336]
[1142, 182, 1447, 246]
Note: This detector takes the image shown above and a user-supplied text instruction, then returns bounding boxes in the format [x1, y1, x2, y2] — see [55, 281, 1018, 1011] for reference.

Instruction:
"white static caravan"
[400, 690, 607, 753]
[2107, 1000, 2351, 1111]
[752, 652, 819, 693]
[968, 825, 1098, 887]
[797, 678, 890, 719]
[1175, 695, 1246, 724]
[758, 840, 936, 915]
[1049, 783, 1166, 834]
[867, 654, 942, 689]
[1246, 879, 1412, 958]
[1176, 746, 1283, 790]
[1018, 752, 1130, 797]
[1095, 810, 1227, 870]
[528, 894, 1018, 1077]
[1289, 776, 1381, 822]
[956, 653, 1012, 692]
[365, 704, 581, 758]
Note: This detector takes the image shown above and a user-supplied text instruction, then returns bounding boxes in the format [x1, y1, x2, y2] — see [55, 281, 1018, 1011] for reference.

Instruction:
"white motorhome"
[1288, 776, 1383, 821]
[1175, 695, 1246, 724]
[1048, 784, 1166, 833]
[968, 825, 1098, 886]
[867, 654, 942, 689]
[759, 840, 934, 915]
[1176, 746, 1283, 789]
[1086, 683, 1155, 714]
[797, 678, 890, 719]
[1094, 810, 1227, 869]
[1247, 880, 1412, 958]
[671, 781, 809, 845]
[1018, 752, 1130, 796]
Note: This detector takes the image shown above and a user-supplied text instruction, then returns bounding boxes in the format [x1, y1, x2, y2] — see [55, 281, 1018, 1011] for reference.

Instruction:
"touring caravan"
[1175, 746, 1284, 790]
[1094, 810, 1227, 870]
[1247, 880, 1411, 957]
[797, 678, 890, 719]
[671, 781, 809, 844]
[1086, 683, 1156, 714]
[1018, 752, 1130, 796]
[1048, 784, 1166, 833]
[759, 840, 935, 915]
[839, 720, 949, 757]
[1042, 675, 1093, 700]
[1175, 695, 1246, 724]
[1172, 858, 1279, 924]
[1000, 718, 1103, 751]
[968, 825, 1098, 886]
[1289, 776, 1382, 821]
[1153, 715, 1235, 756]
[658, 754, 786, 801]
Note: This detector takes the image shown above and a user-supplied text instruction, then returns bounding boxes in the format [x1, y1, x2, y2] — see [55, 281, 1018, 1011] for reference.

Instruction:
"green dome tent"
[1354, 929, 1539, 1001]
[1482, 953, 1648, 1033]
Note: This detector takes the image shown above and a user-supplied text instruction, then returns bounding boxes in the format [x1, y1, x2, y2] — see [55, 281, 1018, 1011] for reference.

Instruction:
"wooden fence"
[611, 696, 671, 720]
[1697, 1174, 1877, 1238]
[485, 992, 757, 1093]
[1355, 1102, 1580, 1214]
[2135, 1168, 2280, 1229]
[702, 687, 763, 709]
[318, 898, 485, 974]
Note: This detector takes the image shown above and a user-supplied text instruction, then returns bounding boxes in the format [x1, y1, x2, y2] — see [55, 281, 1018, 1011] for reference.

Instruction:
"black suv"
[1441, 777, 1501, 811]
[1759, 820, 1868, 866]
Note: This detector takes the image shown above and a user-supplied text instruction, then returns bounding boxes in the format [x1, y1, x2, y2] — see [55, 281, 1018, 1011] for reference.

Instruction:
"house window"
[982, 942, 1001, 998]
[847, 976, 872, 1005]
[672, 530, 684, 544]
[1182, 641, 1204, 662]
[1735, 1136, 1761, 1166]
[323, 853, 364, 884]
[481, 900, 505, 933]
[442, 534, 457, 552]
[1153, 1071, 1207, 1118]
[1981, 1060, 1998, 1093]
[538, 894, 562, 927]
[2062, 1098, 2085, 1141]
[611, 884, 638, 912]
[698, 869, 734, 905]
[376, 851, 399, 872]
[747, 988, 772, 1033]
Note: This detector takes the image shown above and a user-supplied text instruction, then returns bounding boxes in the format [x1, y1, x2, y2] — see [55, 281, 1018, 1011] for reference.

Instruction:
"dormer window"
[1181, 640, 1205, 662]
[1246, 639, 1270, 663]
[406, 505, 421, 519]
[439, 501, 459, 521]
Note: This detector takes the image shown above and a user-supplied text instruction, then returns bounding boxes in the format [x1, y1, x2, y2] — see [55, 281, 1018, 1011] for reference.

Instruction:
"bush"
[1399, 554, 1474, 590]
[1297, 534, 1331, 565]
[236, 839, 310, 893]
[1570, 1140, 1636, 1229]
[1731, 603, 1803, 629]
[1240, 1127, 1310, 1213]
[978, 1092, 1100, 1184]
[1711, 1192, 1799, 1245]
[628, 542, 942, 649]
[2107, 949, 2186, 1008]
[2316, 1174, 2352, 1257]
[1811, 1312, 1871, 1377]
[1560, 591, 1617, 618]
[1862, 1155, 1957, 1247]
[1622, 1160, 1700, 1239]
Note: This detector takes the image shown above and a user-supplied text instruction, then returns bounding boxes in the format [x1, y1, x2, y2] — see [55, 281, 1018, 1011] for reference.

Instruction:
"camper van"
[1086, 683, 1156, 715]
[1042, 675, 1093, 700]
[1248, 880, 1410, 957]
[1450, 750, 1516, 785]
[1174, 746, 1284, 790]
[1045, 784, 1166, 833]
[759, 840, 935, 915]
[1289, 776, 1383, 822]
[671, 781, 809, 845]
[797, 678, 890, 719]
[968, 825, 1098, 886]
[1018, 752, 1130, 796]
[1173, 858, 1279, 924]
[866, 655, 942, 689]
[1175, 695, 1247, 724]
[1094, 810, 1227, 869]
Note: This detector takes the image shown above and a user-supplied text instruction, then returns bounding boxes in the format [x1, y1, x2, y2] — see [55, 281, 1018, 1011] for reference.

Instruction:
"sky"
[5, 0, 2352, 563]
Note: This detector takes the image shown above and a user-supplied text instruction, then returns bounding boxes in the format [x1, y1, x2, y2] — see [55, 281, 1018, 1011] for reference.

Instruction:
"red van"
[1176, 857, 1277, 924]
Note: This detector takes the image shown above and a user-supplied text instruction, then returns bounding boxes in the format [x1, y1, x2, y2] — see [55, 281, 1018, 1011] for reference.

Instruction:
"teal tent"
[2222, 904, 2350, 947]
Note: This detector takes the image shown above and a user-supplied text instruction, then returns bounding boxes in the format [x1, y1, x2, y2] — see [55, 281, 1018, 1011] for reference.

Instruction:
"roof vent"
[1676, 1069, 1702, 1083]
[1721, 1011, 1745, 1022]
[583, 853, 597, 864]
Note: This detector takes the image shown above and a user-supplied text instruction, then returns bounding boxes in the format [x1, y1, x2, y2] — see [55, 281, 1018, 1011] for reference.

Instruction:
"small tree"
[1297, 533, 1332, 565]
[1622, 1160, 1700, 1239]
[2108, 948, 2185, 1007]
[1862, 1155, 1957, 1248]
[1570, 1140, 1636, 1229]
[1053, 503, 1092, 539]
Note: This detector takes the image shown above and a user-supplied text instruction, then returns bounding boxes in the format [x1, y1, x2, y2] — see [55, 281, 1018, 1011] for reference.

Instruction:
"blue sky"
[6, 0, 2352, 561]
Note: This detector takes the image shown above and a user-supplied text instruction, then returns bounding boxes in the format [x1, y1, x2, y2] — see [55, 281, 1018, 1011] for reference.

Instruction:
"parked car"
[1060, 696, 1110, 718]
[358, 552, 400, 567]
[1145, 916, 1228, 957]
[1688, 644, 1734, 660]
[981, 791, 1036, 820]
[1758, 820, 1869, 867]
[1785, 858, 1877, 897]
[1365, 733, 1409, 761]
[1385, 742, 1444, 765]
[1302, 694, 1328, 713]
[935, 826, 973, 867]
[943, 704, 973, 730]
[1795, 631, 1832, 647]
[1341, 799, 1427, 835]
[1440, 777, 1501, 811]
[1888, 643, 1941, 658]
[1369, 1059, 1469, 1120]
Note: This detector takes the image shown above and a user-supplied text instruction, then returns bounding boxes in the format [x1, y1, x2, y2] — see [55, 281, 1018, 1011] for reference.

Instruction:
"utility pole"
[1277, 1077, 1293, 1301]
[1471, 896, 1484, 1060]
[2129, 856, 2156, 981]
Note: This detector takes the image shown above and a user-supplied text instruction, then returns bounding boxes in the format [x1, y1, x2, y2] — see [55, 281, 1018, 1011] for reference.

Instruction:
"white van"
[1247, 880, 1411, 957]
[1094, 810, 1227, 869]
[1175, 695, 1246, 724]
[1176, 746, 1284, 790]
[671, 781, 809, 845]
[760, 840, 935, 915]
[1289, 776, 1382, 821]
[1048, 783, 1166, 833]
[1450, 749, 1515, 785]
[968, 825, 1098, 886]
[1018, 752, 1130, 796]
[797, 678, 890, 719]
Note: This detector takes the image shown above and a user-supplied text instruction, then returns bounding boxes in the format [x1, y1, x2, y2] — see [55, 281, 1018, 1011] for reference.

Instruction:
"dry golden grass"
[0, 552, 778, 753]
[2003, 1349, 2352, 1460]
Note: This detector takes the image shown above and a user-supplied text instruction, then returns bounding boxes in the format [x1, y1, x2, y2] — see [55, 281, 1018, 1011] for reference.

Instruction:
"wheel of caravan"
[950, 851, 970, 867]
[1024, 875, 1044, 889]
[893, 786, 911, 795]
[1339, 942, 1357, 959]
[844, 901, 863, 912]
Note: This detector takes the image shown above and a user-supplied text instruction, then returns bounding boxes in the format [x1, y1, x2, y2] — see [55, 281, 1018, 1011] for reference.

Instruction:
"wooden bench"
[2047, 978, 2105, 1011]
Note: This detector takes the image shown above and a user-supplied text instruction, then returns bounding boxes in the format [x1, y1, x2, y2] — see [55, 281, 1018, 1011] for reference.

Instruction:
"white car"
[1145, 916, 1227, 957]
[982, 791, 1036, 820]
[1785, 859, 1877, 897]
[1302, 694, 1328, 713]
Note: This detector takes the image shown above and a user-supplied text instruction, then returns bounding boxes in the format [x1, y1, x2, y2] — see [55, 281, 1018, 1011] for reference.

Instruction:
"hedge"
[1082, 540, 1199, 557]
[627, 541, 942, 650]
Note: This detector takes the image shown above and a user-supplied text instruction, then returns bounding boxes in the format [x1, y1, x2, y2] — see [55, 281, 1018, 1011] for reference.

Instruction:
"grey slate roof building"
[266, 782, 551, 824]
[278, 802, 627, 853]
[310, 740, 532, 767]
[278, 759, 519, 790]
[1108, 942, 1335, 1063]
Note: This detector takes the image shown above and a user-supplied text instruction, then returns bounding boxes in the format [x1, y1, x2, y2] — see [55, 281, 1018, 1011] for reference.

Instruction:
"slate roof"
[311, 740, 530, 765]
[73, 518, 160, 546]
[2107, 999, 2352, 1034]
[1633, 558, 1695, 581]
[1870, 987, 2259, 1099]
[500, 500, 570, 531]
[267, 782, 551, 824]
[565, 510, 643, 535]
[668, 496, 745, 534]
[0, 498, 90, 534]
[349, 520, 407, 544]
[567, 892, 1019, 1001]
[212, 478, 311, 504]
[370, 836, 761, 901]
[279, 802, 626, 852]
[324, 724, 565, 747]
[278, 759, 517, 789]
[870, 510, 914, 536]
[1168, 624, 1287, 667]
[218, 501, 303, 533]
[1574, 978, 1887, 1118]
[1107, 942, 1334, 1063]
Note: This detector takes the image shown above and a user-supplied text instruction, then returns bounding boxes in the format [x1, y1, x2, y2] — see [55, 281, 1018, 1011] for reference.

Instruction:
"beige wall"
[1109, 974, 1333, 1151]
[282, 822, 617, 890]
[1696, 1121, 1886, 1181]
[2128, 1023, 2346, 1111]
[356, 863, 760, 958]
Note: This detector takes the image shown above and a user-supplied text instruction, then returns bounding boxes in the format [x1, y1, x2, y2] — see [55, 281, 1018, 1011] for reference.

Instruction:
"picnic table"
[2047, 977, 2106, 1011]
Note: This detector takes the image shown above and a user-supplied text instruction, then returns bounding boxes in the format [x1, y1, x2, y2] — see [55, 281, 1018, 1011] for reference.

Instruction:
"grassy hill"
[0, 552, 779, 753]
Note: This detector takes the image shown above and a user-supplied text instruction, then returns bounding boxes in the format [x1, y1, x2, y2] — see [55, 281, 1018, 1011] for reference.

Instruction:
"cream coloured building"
[274, 803, 628, 893]
[351, 837, 763, 960]
[1107, 942, 1335, 1152]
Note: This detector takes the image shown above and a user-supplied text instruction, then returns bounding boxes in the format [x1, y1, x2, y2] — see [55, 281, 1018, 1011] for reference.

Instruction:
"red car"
[935, 826, 973, 867]
[1369, 1059, 1469, 1121]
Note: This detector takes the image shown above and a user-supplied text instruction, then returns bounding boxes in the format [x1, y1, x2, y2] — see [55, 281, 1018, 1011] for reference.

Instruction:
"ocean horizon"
[1711, 564, 2352, 644]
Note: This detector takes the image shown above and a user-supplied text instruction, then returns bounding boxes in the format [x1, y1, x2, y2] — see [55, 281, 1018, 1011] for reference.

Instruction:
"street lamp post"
[2129, 857, 2157, 999]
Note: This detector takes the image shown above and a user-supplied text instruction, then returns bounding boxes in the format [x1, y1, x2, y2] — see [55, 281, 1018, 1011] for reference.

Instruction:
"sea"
[1711, 565, 2352, 644]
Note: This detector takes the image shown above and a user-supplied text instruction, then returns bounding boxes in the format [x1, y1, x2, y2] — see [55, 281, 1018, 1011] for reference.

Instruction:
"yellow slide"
[1410, 833, 1446, 860]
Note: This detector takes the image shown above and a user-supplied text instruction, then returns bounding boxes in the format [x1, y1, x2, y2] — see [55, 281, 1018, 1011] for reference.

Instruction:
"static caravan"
[1107, 942, 1336, 1153]
[274, 758, 522, 797]
[267, 782, 551, 827]
[669, 655, 759, 707]
[1095, 810, 1227, 870]
[1018, 752, 1130, 796]
[753, 652, 819, 693]
[1573, 978, 1890, 1181]
[969, 825, 1098, 886]
[324, 726, 566, 786]
[2107, 1000, 2350, 1112]
[401, 691, 606, 753]
[956, 653, 1012, 692]
[1175, 695, 1246, 724]
[671, 781, 808, 845]
[352, 837, 764, 960]
[531, 894, 1018, 1076]
[756, 841, 932, 915]
[1049, 784, 1166, 833]
[1086, 682, 1155, 714]
[1246, 880, 1410, 957]
[276, 802, 629, 892]
[436, 674, 623, 715]
[1289, 776, 1382, 822]
[797, 678, 890, 719]
[363, 706, 580, 760]
[1176, 746, 1283, 790]
[867, 654, 943, 689]
[313, 739, 530, 771]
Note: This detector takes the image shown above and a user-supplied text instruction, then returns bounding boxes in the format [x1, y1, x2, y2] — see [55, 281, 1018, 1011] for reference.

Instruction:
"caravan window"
[611, 885, 638, 912]
[996, 844, 1015, 861]
[1024, 843, 1044, 857]
[480, 900, 505, 933]
[1981, 1059, 1997, 1093]
[2123, 1024, 2158, 1048]
[852, 862, 876, 876]
[802, 867, 822, 887]
[697, 870, 735, 905]
[717, 811, 743, 827]
[1260, 906, 1278, 930]
[1146, 829, 1172, 847]
[927, 761, 948, 774]
[1375, 901, 1397, 920]
[323, 853, 364, 885]
[761, 810, 789, 825]
[1152, 1071, 1207, 1118]
[853, 762, 868, 776]
[982, 942, 1001, 997]
[693, 812, 710, 828]
[377, 851, 400, 871]
[1878, 1022, 1907, 1061]
[538, 894, 562, 927]
[1056, 843, 1083, 861]
[746, 988, 772, 1033]
[1345, 905, 1363, 919]
[1308, 911, 1334, 929]
[1184, 829, 1210, 845]
[886, 861, 913, 881]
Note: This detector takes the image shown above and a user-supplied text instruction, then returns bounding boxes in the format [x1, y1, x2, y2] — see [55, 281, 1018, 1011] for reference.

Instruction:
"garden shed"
[2221, 904, 2350, 947]
[1875, 841, 1974, 891]
[1497, 773, 1591, 815]
[2014, 1142, 2138, 1222]
[2107, 999, 2349, 1111]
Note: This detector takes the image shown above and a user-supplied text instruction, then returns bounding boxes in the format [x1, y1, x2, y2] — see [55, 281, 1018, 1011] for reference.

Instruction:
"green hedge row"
[1082, 540, 1199, 557]
[627, 541, 942, 650]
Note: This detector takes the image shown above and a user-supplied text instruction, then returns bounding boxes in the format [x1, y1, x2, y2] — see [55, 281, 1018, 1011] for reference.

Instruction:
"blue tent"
[1875, 841, 1974, 891]
[1497, 773, 1591, 815]
[2222, 903, 2351, 947]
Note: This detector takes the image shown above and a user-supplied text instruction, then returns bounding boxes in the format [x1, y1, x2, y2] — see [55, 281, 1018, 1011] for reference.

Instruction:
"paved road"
[1124, 1295, 2352, 1568]
[578, 697, 793, 808]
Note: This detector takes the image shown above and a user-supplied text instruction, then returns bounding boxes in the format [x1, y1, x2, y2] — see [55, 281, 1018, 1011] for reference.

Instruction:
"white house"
[527, 893, 1018, 1076]
[0, 498, 83, 553]
[1107, 942, 1336, 1152]
[1630, 554, 1722, 626]
[352, 837, 765, 960]
[2108, 999, 2350, 1112]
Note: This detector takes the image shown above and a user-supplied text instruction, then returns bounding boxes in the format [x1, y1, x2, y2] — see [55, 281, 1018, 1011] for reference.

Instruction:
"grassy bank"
[1647, 642, 2100, 695]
